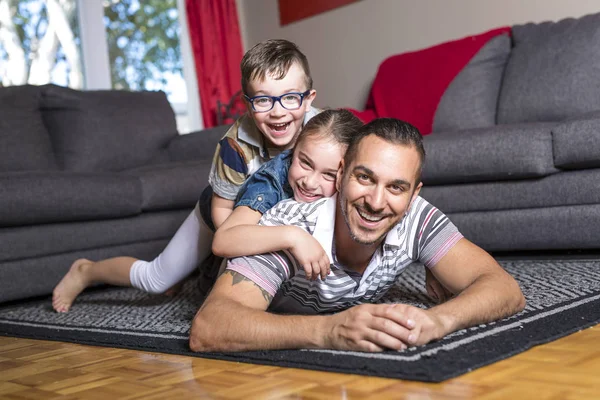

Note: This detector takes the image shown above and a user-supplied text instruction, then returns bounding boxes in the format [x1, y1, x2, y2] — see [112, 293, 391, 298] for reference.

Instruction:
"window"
[103, 0, 189, 131]
[0, 0, 83, 88]
[0, 0, 200, 132]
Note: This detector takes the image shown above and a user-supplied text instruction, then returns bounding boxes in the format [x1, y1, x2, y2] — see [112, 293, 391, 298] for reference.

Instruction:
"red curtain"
[186, 0, 244, 128]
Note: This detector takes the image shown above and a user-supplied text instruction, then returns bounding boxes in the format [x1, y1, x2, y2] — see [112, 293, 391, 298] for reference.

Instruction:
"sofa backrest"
[432, 34, 511, 132]
[498, 12, 600, 124]
[0, 85, 58, 172]
[40, 84, 178, 172]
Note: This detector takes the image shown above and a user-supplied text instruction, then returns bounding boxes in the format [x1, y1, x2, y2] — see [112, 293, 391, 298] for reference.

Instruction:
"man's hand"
[288, 228, 330, 281]
[321, 303, 447, 352]
[387, 303, 447, 346]
[425, 267, 453, 303]
[321, 304, 417, 351]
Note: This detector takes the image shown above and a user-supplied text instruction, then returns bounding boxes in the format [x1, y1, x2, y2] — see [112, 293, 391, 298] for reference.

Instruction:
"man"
[189, 118, 525, 353]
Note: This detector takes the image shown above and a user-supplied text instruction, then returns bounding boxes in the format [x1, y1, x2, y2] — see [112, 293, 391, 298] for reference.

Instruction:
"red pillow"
[356, 27, 511, 135]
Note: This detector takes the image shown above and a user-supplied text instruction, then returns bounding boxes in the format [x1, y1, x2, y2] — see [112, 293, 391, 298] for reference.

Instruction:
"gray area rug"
[1, 260, 599, 382]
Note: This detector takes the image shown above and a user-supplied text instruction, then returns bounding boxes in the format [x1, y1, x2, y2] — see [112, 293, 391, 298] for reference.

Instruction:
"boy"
[52, 39, 319, 312]
[207, 39, 318, 229]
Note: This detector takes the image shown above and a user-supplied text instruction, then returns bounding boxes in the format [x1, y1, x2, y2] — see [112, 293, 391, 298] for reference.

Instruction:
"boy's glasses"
[244, 90, 311, 113]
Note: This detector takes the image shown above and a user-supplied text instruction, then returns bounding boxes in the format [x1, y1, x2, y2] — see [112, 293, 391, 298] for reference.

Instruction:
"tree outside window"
[0, 0, 82, 87]
[0, 0, 188, 112]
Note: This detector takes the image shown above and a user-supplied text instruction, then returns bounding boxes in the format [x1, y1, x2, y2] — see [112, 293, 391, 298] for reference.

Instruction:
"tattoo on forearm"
[225, 270, 273, 303]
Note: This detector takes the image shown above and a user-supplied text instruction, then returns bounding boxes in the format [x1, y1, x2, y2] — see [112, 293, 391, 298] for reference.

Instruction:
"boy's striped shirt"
[208, 107, 320, 200]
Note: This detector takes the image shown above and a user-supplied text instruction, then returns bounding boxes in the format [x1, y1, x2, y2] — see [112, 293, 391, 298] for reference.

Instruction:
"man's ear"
[336, 159, 345, 192]
[408, 181, 423, 210]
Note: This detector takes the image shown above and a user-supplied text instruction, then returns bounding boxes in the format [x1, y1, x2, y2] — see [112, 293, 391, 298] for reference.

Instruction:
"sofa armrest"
[167, 124, 231, 162]
[553, 111, 600, 169]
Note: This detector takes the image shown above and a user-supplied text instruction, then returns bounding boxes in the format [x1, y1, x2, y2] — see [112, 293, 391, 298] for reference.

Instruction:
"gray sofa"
[3, 12, 600, 304]
[0, 84, 229, 303]
[419, 12, 600, 252]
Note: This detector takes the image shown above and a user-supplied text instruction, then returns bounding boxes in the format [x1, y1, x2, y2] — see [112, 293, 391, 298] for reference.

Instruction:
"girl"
[53, 109, 362, 312]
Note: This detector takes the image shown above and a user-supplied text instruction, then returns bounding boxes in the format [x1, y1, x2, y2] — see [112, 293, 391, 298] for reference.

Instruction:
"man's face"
[245, 62, 316, 150]
[337, 135, 423, 246]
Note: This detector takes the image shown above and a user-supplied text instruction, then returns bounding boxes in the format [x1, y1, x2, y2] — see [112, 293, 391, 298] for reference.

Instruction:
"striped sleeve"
[258, 198, 326, 234]
[226, 250, 298, 297]
[208, 137, 249, 200]
[409, 198, 463, 267]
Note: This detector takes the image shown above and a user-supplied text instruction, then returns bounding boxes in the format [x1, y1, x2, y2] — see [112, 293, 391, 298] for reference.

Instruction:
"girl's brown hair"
[296, 109, 363, 147]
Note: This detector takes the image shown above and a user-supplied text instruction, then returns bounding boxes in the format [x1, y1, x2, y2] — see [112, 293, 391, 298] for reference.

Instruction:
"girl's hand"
[288, 228, 331, 281]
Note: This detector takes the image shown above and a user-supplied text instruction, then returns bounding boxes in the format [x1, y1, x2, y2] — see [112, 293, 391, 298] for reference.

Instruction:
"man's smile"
[355, 206, 389, 228]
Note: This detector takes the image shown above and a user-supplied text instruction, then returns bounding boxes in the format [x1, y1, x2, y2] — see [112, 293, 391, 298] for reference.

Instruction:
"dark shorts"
[198, 185, 216, 232]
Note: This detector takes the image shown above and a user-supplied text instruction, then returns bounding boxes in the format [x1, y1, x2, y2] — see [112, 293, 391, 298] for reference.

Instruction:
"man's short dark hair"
[241, 39, 312, 95]
[344, 118, 426, 182]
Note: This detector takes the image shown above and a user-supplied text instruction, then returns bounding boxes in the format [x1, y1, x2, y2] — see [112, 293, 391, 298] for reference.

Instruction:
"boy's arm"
[211, 194, 235, 229]
[212, 206, 330, 280]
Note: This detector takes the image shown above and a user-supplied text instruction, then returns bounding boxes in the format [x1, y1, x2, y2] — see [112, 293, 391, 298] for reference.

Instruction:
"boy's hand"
[288, 228, 330, 281]
[425, 267, 453, 303]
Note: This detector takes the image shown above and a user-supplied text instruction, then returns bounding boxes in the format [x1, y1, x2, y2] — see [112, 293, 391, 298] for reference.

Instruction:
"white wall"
[236, 0, 600, 110]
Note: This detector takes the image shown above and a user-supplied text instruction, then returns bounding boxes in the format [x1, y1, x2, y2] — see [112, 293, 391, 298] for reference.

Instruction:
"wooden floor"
[0, 325, 598, 399]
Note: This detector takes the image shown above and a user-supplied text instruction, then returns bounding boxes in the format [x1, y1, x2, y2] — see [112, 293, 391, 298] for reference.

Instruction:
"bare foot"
[164, 281, 184, 297]
[52, 259, 93, 312]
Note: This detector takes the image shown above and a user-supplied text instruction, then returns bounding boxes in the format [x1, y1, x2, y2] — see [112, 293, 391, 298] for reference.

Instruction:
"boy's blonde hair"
[241, 39, 312, 95]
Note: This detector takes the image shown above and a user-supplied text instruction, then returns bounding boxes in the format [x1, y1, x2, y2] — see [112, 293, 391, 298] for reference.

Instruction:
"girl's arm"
[212, 206, 330, 280]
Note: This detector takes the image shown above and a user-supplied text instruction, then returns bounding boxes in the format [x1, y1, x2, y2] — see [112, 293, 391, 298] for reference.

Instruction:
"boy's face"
[245, 62, 316, 150]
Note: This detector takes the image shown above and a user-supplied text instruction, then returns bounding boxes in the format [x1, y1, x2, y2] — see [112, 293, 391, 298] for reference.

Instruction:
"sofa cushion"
[0, 241, 173, 302]
[433, 35, 511, 132]
[448, 204, 600, 252]
[0, 210, 188, 263]
[126, 160, 212, 211]
[40, 84, 178, 172]
[167, 124, 230, 162]
[0, 85, 57, 172]
[0, 171, 142, 227]
[498, 12, 600, 124]
[420, 169, 600, 214]
[552, 112, 600, 169]
[422, 123, 559, 185]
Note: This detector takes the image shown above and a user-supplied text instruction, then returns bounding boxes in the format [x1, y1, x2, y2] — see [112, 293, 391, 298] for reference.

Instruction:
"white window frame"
[76, 0, 203, 131]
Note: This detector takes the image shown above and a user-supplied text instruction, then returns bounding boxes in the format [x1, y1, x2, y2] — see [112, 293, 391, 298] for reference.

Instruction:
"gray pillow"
[498, 12, 600, 124]
[41, 84, 178, 171]
[433, 35, 511, 132]
[0, 85, 57, 172]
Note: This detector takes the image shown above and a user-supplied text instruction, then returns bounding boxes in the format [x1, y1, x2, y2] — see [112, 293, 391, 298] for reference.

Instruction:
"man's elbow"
[508, 279, 526, 314]
[189, 313, 220, 352]
[514, 288, 526, 313]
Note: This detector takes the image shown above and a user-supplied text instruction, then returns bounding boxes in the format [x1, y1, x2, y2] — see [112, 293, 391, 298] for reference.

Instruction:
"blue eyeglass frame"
[243, 90, 311, 112]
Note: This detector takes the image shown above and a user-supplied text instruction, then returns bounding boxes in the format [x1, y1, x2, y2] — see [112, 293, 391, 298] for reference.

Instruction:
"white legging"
[129, 202, 214, 294]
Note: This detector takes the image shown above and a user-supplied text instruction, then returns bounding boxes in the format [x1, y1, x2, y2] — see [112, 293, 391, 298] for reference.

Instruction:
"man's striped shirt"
[226, 195, 463, 314]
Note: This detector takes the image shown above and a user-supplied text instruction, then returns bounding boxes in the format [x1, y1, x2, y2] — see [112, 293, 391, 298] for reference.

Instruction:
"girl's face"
[288, 134, 345, 203]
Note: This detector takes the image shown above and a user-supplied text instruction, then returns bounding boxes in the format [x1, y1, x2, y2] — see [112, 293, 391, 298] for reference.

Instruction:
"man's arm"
[399, 238, 526, 346]
[190, 270, 322, 352]
[189, 267, 417, 352]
